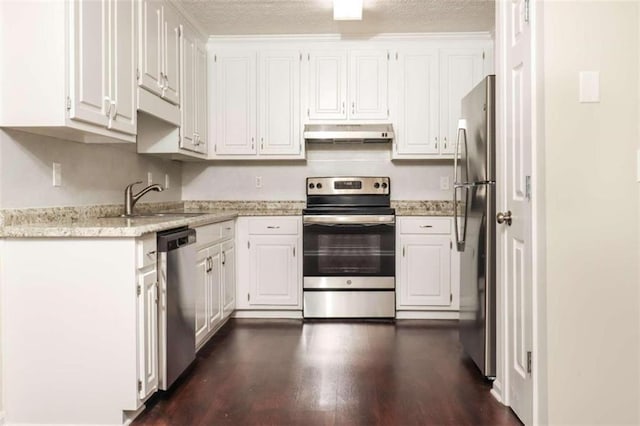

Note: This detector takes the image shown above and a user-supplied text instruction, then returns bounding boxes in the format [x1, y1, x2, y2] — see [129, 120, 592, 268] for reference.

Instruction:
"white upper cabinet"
[349, 50, 389, 120]
[138, 0, 180, 105]
[307, 49, 389, 122]
[308, 50, 348, 120]
[439, 48, 484, 155]
[392, 45, 486, 159]
[211, 48, 303, 159]
[195, 43, 208, 154]
[258, 50, 302, 156]
[212, 51, 258, 156]
[180, 25, 196, 151]
[0, 0, 137, 143]
[393, 48, 440, 156]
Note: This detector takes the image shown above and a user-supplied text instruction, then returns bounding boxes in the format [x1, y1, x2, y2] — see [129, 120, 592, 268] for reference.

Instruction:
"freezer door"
[460, 76, 495, 183]
[458, 182, 496, 377]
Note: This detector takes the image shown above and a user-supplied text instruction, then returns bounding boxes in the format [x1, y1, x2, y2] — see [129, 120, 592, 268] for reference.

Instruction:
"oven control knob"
[317, 183, 323, 189]
[381, 182, 388, 189]
[346, 280, 352, 285]
[374, 182, 380, 189]
[309, 183, 315, 189]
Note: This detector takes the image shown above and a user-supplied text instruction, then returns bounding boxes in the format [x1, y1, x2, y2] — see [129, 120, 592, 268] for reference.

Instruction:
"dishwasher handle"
[157, 228, 197, 252]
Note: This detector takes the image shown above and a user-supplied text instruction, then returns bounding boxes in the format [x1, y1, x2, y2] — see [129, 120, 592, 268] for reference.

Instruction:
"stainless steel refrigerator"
[454, 75, 496, 378]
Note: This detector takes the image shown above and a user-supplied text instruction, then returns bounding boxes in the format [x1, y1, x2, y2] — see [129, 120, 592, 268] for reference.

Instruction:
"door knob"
[496, 211, 512, 226]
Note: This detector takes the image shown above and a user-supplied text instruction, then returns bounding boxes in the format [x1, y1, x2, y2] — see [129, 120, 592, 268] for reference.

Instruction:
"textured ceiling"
[176, 0, 495, 36]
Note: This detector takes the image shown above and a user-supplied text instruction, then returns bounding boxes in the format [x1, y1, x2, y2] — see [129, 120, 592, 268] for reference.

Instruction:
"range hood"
[304, 124, 394, 144]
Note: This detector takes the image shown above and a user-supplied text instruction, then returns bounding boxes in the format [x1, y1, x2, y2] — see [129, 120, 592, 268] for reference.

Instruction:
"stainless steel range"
[302, 177, 396, 319]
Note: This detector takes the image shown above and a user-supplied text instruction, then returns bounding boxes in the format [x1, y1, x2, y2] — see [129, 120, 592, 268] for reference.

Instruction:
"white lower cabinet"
[396, 217, 460, 314]
[236, 217, 302, 312]
[136, 238, 159, 401]
[193, 220, 236, 349]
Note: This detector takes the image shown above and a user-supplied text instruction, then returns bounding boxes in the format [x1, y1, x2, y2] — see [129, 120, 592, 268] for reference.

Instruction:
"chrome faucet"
[124, 181, 164, 216]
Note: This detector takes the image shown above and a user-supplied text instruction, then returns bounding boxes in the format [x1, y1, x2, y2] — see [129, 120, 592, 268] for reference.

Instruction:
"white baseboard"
[490, 379, 505, 405]
[395, 311, 460, 320]
[232, 310, 303, 319]
[123, 405, 146, 426]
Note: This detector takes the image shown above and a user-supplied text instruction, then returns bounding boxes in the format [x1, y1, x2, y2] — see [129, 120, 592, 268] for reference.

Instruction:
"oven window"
[304, 223, 395, 277]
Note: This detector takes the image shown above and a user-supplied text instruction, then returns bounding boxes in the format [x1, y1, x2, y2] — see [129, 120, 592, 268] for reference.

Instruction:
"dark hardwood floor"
[134, 319, 522, 426]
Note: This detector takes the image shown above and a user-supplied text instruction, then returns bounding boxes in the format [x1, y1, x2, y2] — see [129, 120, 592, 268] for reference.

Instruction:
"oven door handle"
[303, 215, 395, 225]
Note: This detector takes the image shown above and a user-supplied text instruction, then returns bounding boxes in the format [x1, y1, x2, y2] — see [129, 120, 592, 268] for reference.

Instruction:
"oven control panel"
[306, 177, 390, 195]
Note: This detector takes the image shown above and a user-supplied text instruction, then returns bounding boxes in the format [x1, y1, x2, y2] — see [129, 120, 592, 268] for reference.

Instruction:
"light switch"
[52, 162, 62, 187]
[579, 71, 600, 103]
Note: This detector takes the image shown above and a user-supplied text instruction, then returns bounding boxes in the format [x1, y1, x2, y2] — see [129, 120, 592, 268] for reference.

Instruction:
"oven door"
[303, 214, 395, 289]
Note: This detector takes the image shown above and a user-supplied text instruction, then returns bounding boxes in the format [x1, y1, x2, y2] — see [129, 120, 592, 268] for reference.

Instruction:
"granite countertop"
[0, 200, 453, 238]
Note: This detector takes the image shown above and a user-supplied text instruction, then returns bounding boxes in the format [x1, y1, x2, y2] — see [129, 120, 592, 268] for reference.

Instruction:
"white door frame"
[494, 0, 548, 423]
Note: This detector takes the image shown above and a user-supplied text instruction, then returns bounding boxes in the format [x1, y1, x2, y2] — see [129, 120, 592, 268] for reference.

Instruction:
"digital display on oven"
[334, 181, 362, 190]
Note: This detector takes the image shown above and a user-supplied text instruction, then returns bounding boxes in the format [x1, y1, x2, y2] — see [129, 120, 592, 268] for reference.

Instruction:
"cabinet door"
[308, 50, 347, 120]
[249, 236, 299, 306]
[394, 49, 439, 155]
[162, 3, 180, 105]
[349, 50, 389, 120]
[194, 42, 208, 154]
[69, 0, 109, 128]
[258, 50, 301, 156]
[221, 241, 235, 318]
[138, 0, 163, 97]
[208, 246, 223, 330]
[398, 234, 451, 307]
[194, 247, 209, 346]
[137, 268, 158, 400]
[213, 51, 257, 155]
[108, 0, 137, 135]
[439, 48, 484, 154]
[179, 26, 196, 151]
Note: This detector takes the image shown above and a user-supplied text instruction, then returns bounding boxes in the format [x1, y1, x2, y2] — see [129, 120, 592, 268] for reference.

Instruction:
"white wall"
[0, 129, 182, 209]
[182, 145, 454, 200]
[543, 2, 640, 424]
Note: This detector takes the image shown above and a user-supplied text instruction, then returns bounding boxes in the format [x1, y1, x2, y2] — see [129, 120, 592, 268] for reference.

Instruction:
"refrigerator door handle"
[453, 185, 468, 252]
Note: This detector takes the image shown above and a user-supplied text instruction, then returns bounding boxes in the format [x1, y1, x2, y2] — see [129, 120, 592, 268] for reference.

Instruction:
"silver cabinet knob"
[497, 211, 512, 226]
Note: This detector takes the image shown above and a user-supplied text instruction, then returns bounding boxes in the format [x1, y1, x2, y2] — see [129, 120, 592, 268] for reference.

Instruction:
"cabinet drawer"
[248, 217, 299, 235]
[196, 223, 222, 247]
[399, 217, 451, 234]
[137, 233, 158, 268]
[220, 220, 235, 240]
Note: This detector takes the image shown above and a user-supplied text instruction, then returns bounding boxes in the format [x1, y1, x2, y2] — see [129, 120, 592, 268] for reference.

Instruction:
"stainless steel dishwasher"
[157, 227, 197, 390]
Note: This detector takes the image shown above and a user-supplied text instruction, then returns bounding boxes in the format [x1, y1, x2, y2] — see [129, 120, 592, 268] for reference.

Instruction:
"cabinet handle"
[266, 225, 280, 229]
[434, 137, 438, 150]
[351, 101, 355, 114]
[222, 251, 226, 265]
[110, 101, 117, 119]
[146, 250, 157, 258]
[164, 74, 169, 89]
[342, 101, 345, 114]
[103, 96, 111, 117]
[158, 72, 165, 88]
[402, 246, 405, 257]
[443, 137, 448, 150]
[419, 225, 433, 228]
[293, 247, 296, 257]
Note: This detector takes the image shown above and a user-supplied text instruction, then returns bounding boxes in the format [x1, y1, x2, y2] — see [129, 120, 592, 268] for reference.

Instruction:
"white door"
[222, 241, 236, 318]
[307, 50, 348, 120]
[213, 51, 257, 155]
[398, 235, 451, 307]
[180, 25, 196, 151]
[162, 4, 180, 105]
[439, 48, 484, 154]
[138, 0, 163, 97]
[194, 42, 208, 154]
[258, 50, 301, 156]
[249, 236, 299, 306]
[194, 247, 209, 346]
[69, 0, 109, 128]
[501, 0, 533, 423]
[349, 50, 389, 120]
[394, 49, 439, 155]
[108, 0, 136, 135]
[208, 246, 223, 329]
[137, 268, 158, 400]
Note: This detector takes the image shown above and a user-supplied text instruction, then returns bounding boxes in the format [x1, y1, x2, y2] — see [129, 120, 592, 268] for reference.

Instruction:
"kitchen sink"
[100, 212, 207, 219]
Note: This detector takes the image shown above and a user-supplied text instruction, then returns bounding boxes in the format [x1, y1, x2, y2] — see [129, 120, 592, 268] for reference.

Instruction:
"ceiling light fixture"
[333, 0, 363, 21]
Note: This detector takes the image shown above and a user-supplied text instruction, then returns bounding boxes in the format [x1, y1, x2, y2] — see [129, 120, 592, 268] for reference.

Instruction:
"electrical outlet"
[165, 173, 170, 189]
[255, 176, 263, 189]
[52, 162, 62, 187]
[147, 172, 153, 186]
[440, 176, 450, 191]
